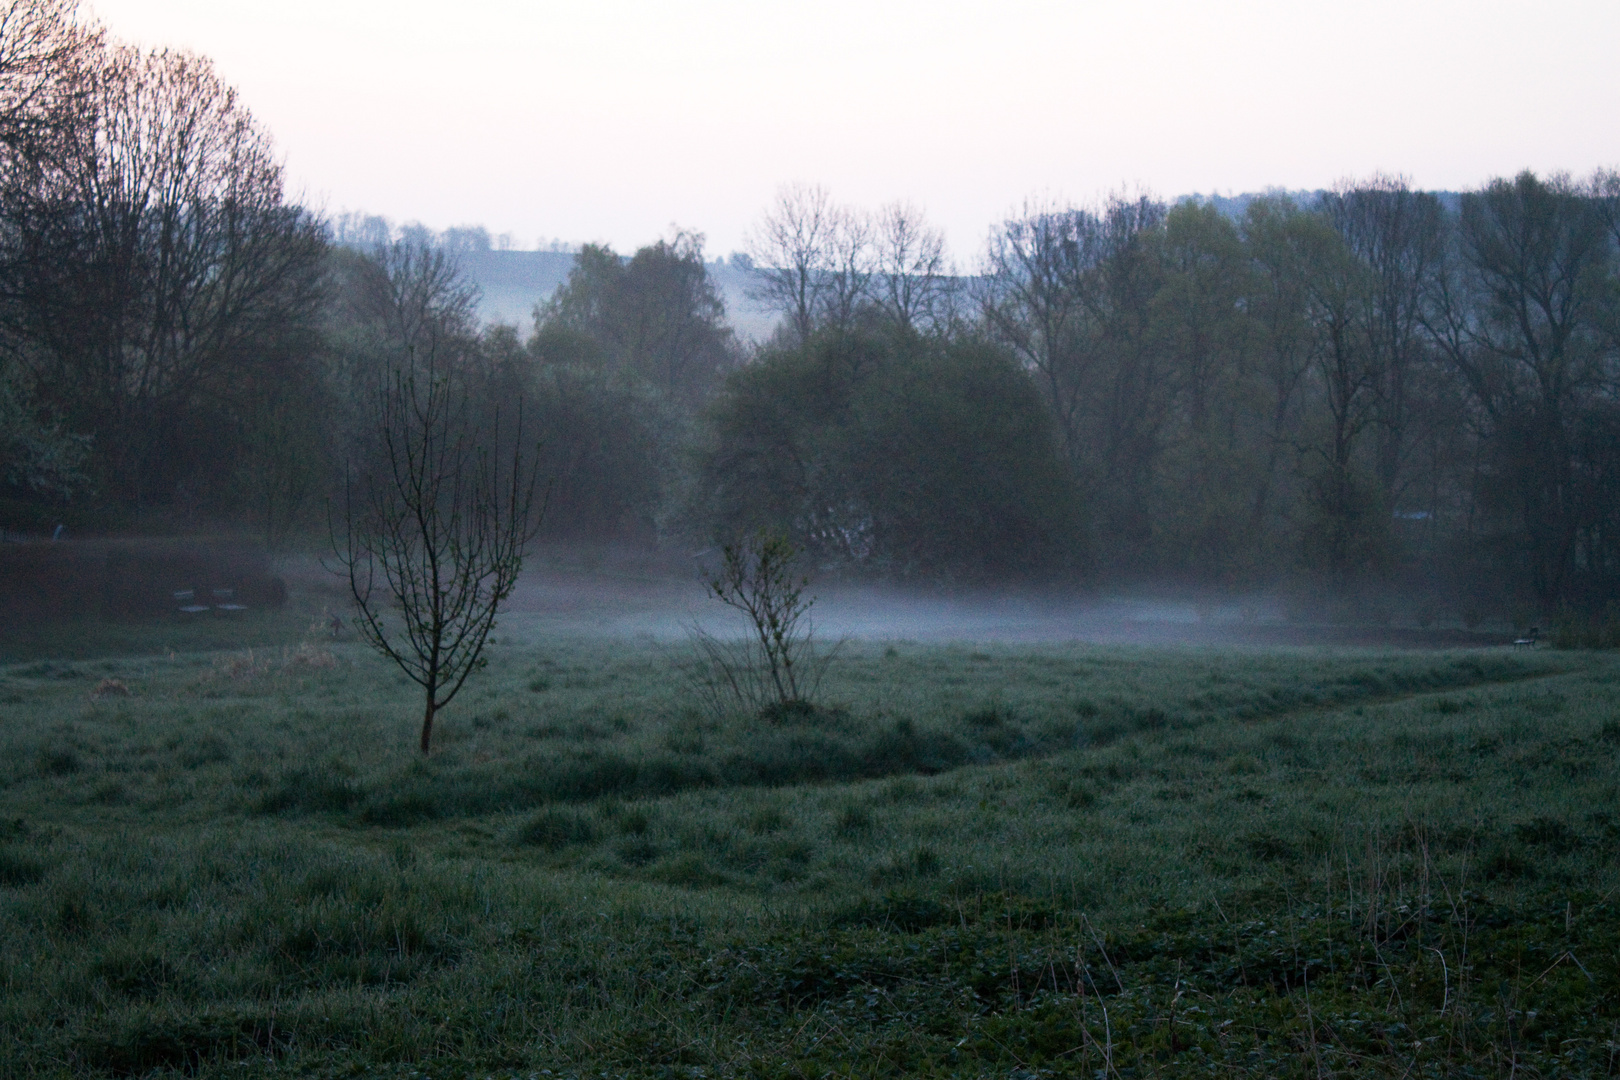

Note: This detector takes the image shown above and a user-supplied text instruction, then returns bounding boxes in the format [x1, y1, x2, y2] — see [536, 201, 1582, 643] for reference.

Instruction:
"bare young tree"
[745, 182, 835, 343]
[336, 243, 543, 754]
[687, 530, 835, 721]
[874, 199, 947, 334]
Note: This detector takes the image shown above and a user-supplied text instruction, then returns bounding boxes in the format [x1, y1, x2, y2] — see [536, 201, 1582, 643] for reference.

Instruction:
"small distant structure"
[1513, 626, 1539, 647]
[212, 587, 247, 615]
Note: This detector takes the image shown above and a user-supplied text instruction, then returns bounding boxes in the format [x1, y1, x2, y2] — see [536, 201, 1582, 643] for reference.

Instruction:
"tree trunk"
[420, 696, 436, 755]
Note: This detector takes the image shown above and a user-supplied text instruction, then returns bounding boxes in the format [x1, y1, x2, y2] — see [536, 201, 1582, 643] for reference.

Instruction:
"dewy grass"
[0, 628, 1615, 1076]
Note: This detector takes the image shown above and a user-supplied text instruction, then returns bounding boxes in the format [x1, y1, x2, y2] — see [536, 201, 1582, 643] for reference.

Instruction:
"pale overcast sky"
[86, 0, 1619, 261]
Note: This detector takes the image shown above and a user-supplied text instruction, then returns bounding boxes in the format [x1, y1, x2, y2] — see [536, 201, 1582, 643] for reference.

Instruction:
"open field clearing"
[1, 598, 1617, 1077]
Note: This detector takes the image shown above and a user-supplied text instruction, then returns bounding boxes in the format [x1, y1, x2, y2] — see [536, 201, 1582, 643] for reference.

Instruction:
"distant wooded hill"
[452, 248, 780, 341]
[452, 189, 1462, 339]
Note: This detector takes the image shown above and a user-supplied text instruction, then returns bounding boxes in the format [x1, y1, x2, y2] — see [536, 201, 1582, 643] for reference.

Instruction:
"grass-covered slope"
[0, 634, 1615, 1077]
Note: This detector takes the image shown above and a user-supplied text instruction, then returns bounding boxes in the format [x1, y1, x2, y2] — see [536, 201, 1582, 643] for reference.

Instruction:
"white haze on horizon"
[494, 568, 1502, 650]
[84, 0, 1620, 260]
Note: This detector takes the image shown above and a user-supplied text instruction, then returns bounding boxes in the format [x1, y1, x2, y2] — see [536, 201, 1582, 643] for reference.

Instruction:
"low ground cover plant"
[0, 617, 1614, 1076]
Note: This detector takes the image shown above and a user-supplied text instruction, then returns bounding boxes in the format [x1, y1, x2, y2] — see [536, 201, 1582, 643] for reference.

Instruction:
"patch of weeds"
[77, 1013, 274, 1075]
[358, 792, 440, 827]
[0, 845, 46, 886]
[1136, 705, 1172, 729]
[876, 777, 921, 804]
[647, 853, 727, 888]
[835, 803, 872, 837]
[15, 661, 81, 680]
[90, 677, 132, 699]
[757, 699, 828, 725]
[272, 902, 448, 985]
[746, 805, 789, 834]
[35, 746, 81, 776]
[617, 837, 660, 866]
[255, 764, 361, 815]
[91, 948, 187, 997]
[963, 704, 1006, 728]
[833, 892, 948, 932]
[1063, 782, 1096, 809]
[1513, 816, 1578, 853]
[1482, 841, 1534, 881]
[911, 845, 940, 875]
[519, 807, 598, 850]
[664, 728, 706, 755]
[1081, 717, 1129, 746]
[178, 734, 231, 769]
[1241, 830, 1297, 861]
[89, 780, 128, 805]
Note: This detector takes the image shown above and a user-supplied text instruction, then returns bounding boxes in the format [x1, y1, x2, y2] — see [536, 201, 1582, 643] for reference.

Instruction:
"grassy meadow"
[1, 593, 1618, 1077]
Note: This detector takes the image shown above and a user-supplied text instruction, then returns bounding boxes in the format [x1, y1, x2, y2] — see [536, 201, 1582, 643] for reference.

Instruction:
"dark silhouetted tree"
[0, 44, 326, 509]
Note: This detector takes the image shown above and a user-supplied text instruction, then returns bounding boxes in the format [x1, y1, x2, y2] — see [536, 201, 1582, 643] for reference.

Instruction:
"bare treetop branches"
[745, 185, 952, 342]
[0, 0, 100, 163]
[875, 199, 948, 334]
[745, 182, 836, 344]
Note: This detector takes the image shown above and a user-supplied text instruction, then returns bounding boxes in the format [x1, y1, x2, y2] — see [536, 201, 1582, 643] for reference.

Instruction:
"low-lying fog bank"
[499, 565, 1514, 649]
[0, 538, 1521, 653]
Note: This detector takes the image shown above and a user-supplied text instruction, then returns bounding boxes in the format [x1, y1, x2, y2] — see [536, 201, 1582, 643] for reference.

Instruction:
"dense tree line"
[717, 178, 1620, 614]
[0, 1, 1614, 620]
